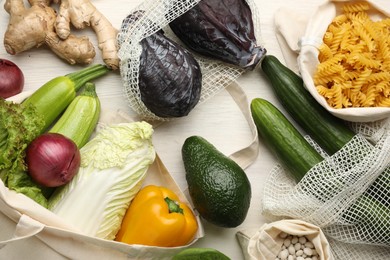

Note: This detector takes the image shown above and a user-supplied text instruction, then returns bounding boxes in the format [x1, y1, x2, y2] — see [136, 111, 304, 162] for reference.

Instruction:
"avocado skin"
[182, 136, 251, 228]
[172, 248, 231, 260]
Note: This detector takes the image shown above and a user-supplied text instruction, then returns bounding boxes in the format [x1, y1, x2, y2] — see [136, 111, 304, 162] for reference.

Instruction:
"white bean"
[296, 257, 305, 260]
[312, 256, 318, 260]
[305, 241, 314, 249]
[291, 236, 299, 244]
[296, 249, 303, 256]
[304, 247, 313, 256]
[279, 249, 289, 260]
[298, 236, 307, 244]
[294, 243, 301, 251]
[279, 232, 288, 239]
[288, 244, 296, 255]
[284, 238, 291, 247]
[288, 255, 294, 260]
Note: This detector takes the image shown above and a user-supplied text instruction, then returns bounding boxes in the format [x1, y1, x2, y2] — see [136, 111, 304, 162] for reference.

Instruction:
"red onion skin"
[26, 133, 81, 187]
[0, 59, 24, 99]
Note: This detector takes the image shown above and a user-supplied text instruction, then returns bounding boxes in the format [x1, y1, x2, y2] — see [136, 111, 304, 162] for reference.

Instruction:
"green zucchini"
[22, 64, 108, 132]
[250, 98, 323, 182]
[49, 82, 100, 148]
[260, 55, 355, 155]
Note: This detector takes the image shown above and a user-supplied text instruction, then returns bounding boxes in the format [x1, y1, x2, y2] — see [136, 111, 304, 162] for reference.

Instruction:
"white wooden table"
[0, 0, 324, 258]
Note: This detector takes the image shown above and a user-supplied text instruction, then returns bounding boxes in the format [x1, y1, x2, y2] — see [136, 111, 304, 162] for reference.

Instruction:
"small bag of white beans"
[236, 219, 334, 260]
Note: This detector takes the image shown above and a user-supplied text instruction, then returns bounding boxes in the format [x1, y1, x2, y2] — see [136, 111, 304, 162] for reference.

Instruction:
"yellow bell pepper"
[115, 185, 198, 247]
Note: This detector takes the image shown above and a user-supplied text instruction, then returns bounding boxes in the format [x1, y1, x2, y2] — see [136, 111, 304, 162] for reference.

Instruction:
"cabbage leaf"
[48, 121, 156, 240]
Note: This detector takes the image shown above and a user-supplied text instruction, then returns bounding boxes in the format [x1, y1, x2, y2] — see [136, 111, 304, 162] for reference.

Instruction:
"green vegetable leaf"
[0, 98, 48, 207]
[80, 121, 155, 169]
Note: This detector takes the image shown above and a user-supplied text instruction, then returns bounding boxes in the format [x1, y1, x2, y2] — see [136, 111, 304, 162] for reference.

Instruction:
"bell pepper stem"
[164, 197, 184, 214]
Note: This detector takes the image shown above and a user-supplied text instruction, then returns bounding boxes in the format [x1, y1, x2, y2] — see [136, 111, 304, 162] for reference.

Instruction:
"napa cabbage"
[48, 121, 155, 240]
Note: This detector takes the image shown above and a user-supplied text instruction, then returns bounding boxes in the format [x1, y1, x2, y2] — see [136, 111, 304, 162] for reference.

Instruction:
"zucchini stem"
[81, 82, 99, 98]
[66, 64, 110, 91]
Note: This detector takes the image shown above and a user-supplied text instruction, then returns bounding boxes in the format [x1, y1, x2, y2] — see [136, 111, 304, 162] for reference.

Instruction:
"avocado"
[172, 248, 231, 260]
[181, 136, 251, 228]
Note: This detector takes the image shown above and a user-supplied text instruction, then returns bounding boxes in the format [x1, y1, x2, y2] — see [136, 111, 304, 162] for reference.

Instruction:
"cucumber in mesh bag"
[260, 55, 390, 206]
[256, 55, 390, 245]
[251, 98, 390, 245]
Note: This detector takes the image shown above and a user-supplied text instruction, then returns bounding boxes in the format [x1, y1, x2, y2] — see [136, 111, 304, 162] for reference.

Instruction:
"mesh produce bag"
[117, 0, 263, 121]
[266, 1, 390, 258]
[261, 106, 390, 258]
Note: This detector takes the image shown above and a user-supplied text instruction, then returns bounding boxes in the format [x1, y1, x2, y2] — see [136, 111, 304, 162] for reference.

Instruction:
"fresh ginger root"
[4, 0, 96, 65]
[45, 31, 96, 65]
[54, 0, 119, 70]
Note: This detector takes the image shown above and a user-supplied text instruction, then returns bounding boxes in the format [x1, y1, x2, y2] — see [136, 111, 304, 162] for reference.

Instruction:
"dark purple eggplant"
[169, 0, 266, 69]
[138, 30, 202, 118]
[120, 11, 202, 118]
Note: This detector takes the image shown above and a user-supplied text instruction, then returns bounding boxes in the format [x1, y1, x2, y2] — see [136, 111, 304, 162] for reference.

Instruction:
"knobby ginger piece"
[54, 0, 119, 69]
[3, 0, 96, 65]
[45, 32, 96, 65]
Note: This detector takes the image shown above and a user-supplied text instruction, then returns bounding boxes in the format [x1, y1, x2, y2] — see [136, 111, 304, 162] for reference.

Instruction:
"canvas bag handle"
[225, 80, 259, 170]
[147, 79, 260, 170]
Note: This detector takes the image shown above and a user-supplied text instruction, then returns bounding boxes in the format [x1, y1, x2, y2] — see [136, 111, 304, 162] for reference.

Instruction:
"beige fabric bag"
[237, 219, 334, 260]
[1, 81, 259, 259]
[0, 105, 205, 259]
[283, 0, 390, 122]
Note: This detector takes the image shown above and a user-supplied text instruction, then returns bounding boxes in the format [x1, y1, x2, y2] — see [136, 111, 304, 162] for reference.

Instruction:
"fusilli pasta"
[314, 1, 390, 108]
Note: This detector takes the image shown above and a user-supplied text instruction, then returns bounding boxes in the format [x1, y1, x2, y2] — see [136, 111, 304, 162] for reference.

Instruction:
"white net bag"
[117, 0, 263, 121]
[261, 117, 390, 259]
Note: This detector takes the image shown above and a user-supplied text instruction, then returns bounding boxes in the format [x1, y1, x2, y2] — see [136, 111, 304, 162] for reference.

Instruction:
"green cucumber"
[261, 55, 390, 205]
[260, 55, 355, 155]
[250, 98, 323, 182]
[251, 98, 390, 245]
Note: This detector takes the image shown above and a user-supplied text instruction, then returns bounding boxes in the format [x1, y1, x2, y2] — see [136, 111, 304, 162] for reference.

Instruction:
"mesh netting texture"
[117, 0, 263, 121]
[261, 118, 390, 259]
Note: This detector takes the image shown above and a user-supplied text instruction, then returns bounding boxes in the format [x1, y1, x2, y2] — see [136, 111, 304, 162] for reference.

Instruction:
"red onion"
[0, 59, 24, 99]
[26, 133, 81, 187]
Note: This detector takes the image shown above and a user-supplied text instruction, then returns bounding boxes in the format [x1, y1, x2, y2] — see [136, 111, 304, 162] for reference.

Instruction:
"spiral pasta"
[342, 1, 370, 13]
[314, 1, 390, 108]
